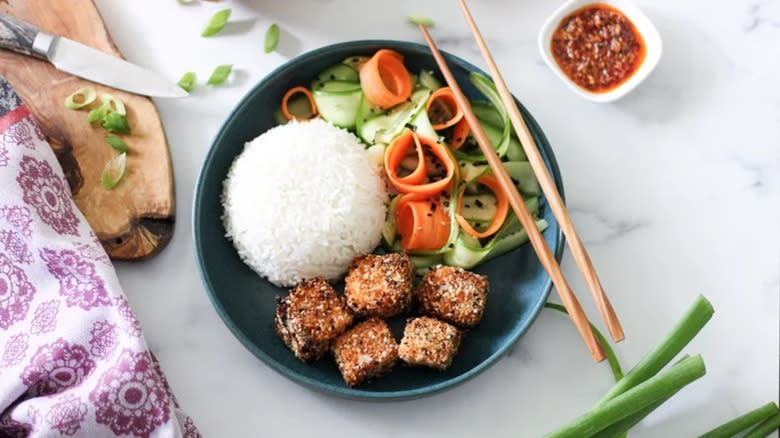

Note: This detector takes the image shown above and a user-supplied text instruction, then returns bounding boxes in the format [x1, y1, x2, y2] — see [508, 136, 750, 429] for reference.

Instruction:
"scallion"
[105, 135, 129, 153]
[264, 23, 280, 53]
[86, 105, 111, 124]
[64, 87, 96, 109]
[101, 153, 127, 190]
[101, 112, 131, 134]
[596, 295, 714, 404]
[201, 8, 231, 37]
[544, 355, 707, 438]
[743, 413, 780, 438]
[699, 403, 780, 438]
[545, 303, 624, 381]
[408, 15, 435, 27]
[99, 94, 126, 116]
[178, 72, 197, 92]
[207, 64, 233, 85]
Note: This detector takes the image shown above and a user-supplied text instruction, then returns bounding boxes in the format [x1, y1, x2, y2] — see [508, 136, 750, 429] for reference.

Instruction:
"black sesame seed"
[443, 201, 450, 207]
[475, 199, 484, 208]
[329, 74, 336, 80]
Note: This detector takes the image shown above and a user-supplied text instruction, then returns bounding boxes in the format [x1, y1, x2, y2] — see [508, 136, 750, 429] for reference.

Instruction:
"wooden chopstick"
[418, 25, 606, 363]
[456, 0, 625, 342]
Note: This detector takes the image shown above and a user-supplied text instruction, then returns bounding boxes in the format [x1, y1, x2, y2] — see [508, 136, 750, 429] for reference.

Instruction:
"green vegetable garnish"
[86, 105, 111, 124]
[105, 135, 129, 153]
[596, 295, 714, 405]
[101, 112, 131, 134]
[699, 402, 780, 438]
[201, 8, 231, 37]
[545, 303, 623, 381]
[744, 413, 780, 438]
[264, 23, 280, 53]
[545, 355, 707, 438]
[100, 94, 126, 116]
[178, 72, 197, 92]
[407, 15, 434, 27]
[207, 64, 233, 85]
[64, 87, 96, 109]
[177, 0, 194, 4]
[101, 152, 127, 190]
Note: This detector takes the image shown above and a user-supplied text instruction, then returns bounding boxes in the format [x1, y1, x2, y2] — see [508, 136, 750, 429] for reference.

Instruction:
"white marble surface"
[99, 0, 779, 436]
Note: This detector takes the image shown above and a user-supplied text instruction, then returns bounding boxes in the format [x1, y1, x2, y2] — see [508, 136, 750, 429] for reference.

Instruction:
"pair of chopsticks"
[417, 0, 624, 362]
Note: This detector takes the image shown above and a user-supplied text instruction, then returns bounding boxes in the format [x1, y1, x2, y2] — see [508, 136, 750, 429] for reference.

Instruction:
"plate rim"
[192, 39, 566, 400]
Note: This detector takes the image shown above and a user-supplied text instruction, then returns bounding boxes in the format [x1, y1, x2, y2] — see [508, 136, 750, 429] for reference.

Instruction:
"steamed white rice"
[221, 119, 388, 287]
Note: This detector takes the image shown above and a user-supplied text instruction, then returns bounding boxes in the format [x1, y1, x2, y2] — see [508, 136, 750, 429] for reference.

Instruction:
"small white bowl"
[538, 0, 662, 103]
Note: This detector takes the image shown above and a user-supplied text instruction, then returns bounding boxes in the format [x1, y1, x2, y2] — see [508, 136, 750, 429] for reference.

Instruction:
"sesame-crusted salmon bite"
[344, 253, 414, 318]
[416, 265, 489, 328]
[331, 318, 398, 387]
[398, 317, 462, 371]
[274, 277, 354, 362]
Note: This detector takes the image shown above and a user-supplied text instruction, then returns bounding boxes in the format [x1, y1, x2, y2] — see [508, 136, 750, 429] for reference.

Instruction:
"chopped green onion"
[100, 94, 126, 116]
[101, 112, 131, 134]
[545, 355, 707, 438]
[207, 64, 233, 85]
[105, 135, 129, 153]
[201, 8, 231, 37]
[101, 153, 127, 190]
[264, 23, 280, 53]
[545, 303, 624, 381]
[699, 403, 780, 438]
[408, 15, 435, 27]
[743, 413, 780, 438]
[177, 72, 197, 92]
[597, 295, 714, 405]
[86, 105, 111, 124]
[64, 87, 96, 109]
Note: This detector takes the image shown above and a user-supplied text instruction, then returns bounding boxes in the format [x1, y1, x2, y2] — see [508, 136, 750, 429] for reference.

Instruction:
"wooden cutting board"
[0, 0, 175, 260]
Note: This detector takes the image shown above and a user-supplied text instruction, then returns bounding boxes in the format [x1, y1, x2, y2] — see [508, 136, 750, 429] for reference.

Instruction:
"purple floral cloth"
[0, 77, 200, 437]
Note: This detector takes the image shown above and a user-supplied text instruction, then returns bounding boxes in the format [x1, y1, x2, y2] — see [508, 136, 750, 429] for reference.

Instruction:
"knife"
[0, 13, 187, 98]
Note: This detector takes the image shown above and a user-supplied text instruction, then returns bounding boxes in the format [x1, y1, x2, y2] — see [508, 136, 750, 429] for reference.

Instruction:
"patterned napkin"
[0, 76, 199, 437]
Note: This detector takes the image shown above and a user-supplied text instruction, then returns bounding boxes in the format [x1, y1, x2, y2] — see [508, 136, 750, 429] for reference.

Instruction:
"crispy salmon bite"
[416, 265, 489, 328]
[344, 252, 414, 318]
[331, 318, 399, 387]
[398, 317, 462, 371]
[274, 277, 354, 362]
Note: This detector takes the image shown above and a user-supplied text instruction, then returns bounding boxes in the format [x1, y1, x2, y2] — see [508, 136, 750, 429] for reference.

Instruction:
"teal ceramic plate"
[193, 40, 564, 400]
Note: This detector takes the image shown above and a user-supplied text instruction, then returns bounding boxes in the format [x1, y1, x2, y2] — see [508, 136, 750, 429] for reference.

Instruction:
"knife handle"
[0, 13, 51, 60]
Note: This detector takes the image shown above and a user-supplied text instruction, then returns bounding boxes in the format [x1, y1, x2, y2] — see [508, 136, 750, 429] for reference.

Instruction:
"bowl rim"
[538, 0, 663, 103]
[192, 39, 565, 400]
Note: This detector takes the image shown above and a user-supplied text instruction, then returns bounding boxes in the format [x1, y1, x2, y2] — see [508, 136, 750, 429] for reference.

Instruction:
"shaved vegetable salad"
[274, 49, 546, 272]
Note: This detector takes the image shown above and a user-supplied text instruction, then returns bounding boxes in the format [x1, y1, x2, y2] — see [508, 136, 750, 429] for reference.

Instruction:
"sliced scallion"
[100, 94, 126, 116]
[207, 64, 233, 85]
[264, 23, 280, 53]
[178, 72, 197, 92]
[86, 105, 111, 124]
[105, 135, 129, 153]
[101, 112, 131, 134]
[408, 15, 435, 27]
[201, 8, 231, 37]
[101, 153, 127, 190]
[64, 87, 97, 110]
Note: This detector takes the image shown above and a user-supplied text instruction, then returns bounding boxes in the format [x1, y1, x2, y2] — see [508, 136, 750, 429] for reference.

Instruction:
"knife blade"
[0, 13, 187, 98]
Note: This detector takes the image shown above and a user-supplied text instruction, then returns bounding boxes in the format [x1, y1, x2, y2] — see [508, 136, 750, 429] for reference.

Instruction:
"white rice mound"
[222, 119, 388, 287]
